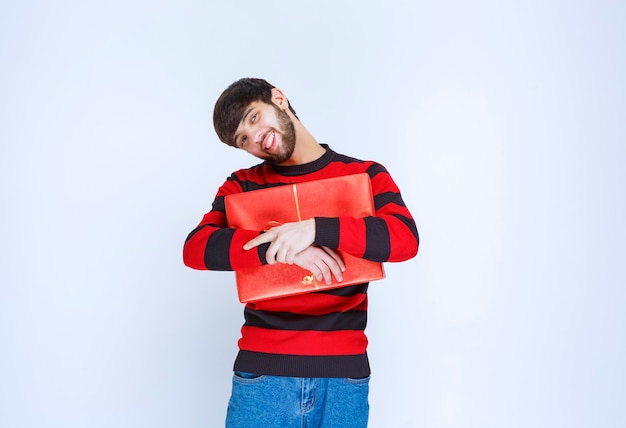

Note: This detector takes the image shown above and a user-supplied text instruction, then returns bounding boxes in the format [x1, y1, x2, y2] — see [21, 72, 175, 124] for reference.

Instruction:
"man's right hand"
[292, 246, 345, 285]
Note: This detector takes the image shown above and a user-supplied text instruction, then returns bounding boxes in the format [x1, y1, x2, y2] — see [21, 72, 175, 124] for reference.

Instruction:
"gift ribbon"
[262, 184, 319, 289]
[293, 184, 319, 289]
[292, 184, 302, 221]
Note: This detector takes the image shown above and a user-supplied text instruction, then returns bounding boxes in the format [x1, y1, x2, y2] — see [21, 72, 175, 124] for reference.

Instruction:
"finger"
[324, 257, 343, 283]
[316, 261, 333, 285]
[285, 248, 299, 265]
[272, 239, 289, 264]
[243, 232, 273, 251]
[275, 252, 285, 264]
[330, 264, 343, 283]
[265, 242, 278, 265]
[316, 250, 343, 283]
[321, 246, 345, 272]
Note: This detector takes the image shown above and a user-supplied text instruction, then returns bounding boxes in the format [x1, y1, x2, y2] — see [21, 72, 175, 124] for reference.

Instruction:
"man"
[183, 78, 418, 427]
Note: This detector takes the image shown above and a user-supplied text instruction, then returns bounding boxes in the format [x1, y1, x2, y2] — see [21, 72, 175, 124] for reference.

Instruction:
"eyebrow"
[233, 106, 255, 144]
[241, 106, 254, 124]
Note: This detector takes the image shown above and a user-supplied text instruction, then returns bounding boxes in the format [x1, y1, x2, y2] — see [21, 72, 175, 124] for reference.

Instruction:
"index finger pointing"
[243, 232, 272, 251]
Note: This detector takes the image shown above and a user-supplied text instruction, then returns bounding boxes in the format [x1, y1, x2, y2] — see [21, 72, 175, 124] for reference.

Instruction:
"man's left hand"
[243, 219, 315, 265]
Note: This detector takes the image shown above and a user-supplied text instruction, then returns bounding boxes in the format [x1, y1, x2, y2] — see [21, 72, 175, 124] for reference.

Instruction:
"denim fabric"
[225, 372, 370, 428]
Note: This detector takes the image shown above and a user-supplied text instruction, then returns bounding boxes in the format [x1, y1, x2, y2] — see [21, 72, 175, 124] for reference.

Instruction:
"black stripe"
[241, 180, 290, 191]
[234, 351, 371, 378]
[366, 163, 387, 179]
[204, 229, 235, 270]
[315, 217, 340, 248]
[374, 191, 412, 211]
[318, 283, 368, 296]
[257, 241, 270, 264]
[363, 216, 391, 262]
[228, 172, 287, 192]
[374, 191, 399, 211]
[213, 195, 226, 212]
[392, 213, 420, 244]
[185, 222, 225, 243]
[244, 309, 367, 331]
[233, 177, 301, 192]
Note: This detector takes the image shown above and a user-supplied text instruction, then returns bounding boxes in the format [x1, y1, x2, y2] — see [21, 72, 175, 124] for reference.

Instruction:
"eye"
[240, 136, 247, 147]
[251, 113, 257, 123]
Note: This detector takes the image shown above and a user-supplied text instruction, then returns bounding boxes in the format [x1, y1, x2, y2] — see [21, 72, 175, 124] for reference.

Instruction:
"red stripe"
[338, 218, 368, 257]
[238, 327, 368, 356]
[182, 232, 207, 269]
[229, 230, 263, 270]
[370, 171, 399, 194]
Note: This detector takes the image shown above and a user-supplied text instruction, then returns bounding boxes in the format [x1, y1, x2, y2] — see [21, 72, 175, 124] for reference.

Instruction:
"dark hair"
[213, 78, 297, 147]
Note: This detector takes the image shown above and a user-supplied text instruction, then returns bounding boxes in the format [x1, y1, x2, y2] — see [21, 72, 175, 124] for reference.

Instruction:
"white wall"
[1, 1, 624, 427]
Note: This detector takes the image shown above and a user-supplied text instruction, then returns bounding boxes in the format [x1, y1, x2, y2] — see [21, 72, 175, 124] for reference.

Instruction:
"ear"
[270, 88, 290, 111]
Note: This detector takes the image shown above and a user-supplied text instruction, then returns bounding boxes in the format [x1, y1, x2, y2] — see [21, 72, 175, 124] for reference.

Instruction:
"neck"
[276, 118, 326, 166]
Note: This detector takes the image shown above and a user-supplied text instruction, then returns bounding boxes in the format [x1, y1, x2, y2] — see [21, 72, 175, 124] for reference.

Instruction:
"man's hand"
[243, 219, 316, 265]
[292, 246, 345, 285]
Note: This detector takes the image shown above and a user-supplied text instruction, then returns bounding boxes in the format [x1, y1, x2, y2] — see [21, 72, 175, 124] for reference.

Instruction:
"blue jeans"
[225, 372, 370, 428]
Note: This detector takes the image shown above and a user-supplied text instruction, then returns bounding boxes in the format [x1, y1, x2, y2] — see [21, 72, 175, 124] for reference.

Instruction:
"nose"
[252, 127, 264, 146]
[242, 125, 261, 146]
[238, 126, 260, 146]
[239, 125, 262, 150]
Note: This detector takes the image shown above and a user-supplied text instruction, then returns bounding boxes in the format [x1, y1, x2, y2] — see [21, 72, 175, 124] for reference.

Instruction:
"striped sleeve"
[314, 163, 419, 262]
[182, 172, 268, 271]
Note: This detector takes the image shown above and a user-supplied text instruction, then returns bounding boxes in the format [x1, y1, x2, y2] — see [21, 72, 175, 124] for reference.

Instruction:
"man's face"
[232, 101, 296, 164]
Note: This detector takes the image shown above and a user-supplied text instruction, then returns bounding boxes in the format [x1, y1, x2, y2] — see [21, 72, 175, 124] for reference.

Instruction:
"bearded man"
[183, 78, 419, 428]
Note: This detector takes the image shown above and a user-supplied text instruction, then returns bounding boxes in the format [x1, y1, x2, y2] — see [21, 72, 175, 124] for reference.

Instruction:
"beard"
[268, 104, 296, 164]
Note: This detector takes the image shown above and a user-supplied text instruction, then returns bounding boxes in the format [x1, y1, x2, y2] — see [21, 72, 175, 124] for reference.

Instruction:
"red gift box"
[225, 173, 385, 302]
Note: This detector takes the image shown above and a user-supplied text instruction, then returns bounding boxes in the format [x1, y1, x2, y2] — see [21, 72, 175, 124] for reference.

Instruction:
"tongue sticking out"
[264, 131, 275, 151]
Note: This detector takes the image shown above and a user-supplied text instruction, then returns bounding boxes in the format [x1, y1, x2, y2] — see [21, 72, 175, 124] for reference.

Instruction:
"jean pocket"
[233, 371, 266, 384]
[343, 375, 371, 385]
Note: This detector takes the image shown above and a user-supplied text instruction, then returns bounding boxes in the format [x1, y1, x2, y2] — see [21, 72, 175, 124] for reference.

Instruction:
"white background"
[1, 1, 624, 427]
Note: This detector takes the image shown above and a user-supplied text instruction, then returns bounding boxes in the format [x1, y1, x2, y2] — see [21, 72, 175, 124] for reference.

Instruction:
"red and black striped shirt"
[183, 146, 418, 378]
